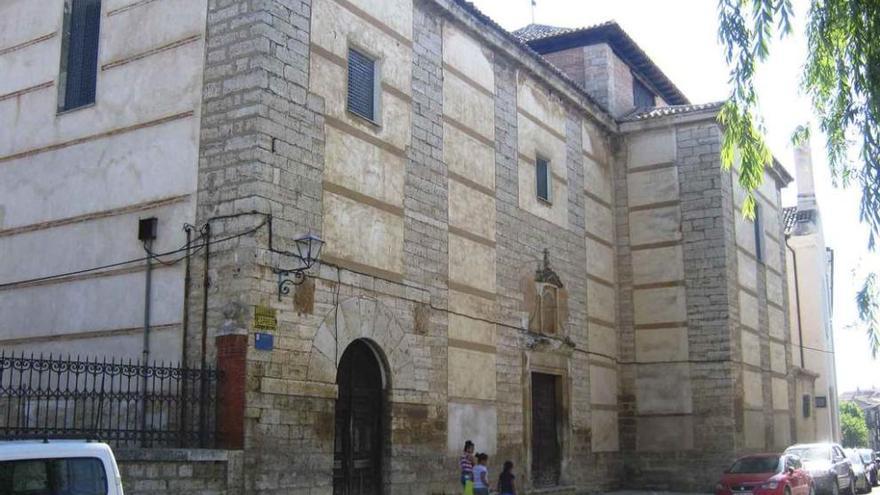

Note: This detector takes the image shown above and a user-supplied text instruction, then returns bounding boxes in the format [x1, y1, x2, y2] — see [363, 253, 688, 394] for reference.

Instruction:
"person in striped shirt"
[460, 440, 475, 486]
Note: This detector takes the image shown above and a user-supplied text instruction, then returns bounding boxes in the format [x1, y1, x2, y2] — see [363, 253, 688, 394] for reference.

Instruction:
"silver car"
[785, 443, 856, 495]
[846, 449, 874, 493]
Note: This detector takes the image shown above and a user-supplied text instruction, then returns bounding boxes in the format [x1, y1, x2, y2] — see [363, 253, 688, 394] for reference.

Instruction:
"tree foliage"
[718, 0, 880, 355]
[840, 401, 869, 447]
[857, 272, 880, 357]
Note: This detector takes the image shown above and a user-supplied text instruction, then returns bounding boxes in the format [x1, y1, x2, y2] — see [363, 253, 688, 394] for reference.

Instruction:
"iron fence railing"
[0, 352, 218, 448]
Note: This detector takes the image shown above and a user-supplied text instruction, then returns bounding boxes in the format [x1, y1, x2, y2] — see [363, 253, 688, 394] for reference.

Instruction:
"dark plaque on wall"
[815, 396, 828, 408]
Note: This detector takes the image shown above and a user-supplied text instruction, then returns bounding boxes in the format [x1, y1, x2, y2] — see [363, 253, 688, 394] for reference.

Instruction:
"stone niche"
[522, 250, 568, 337]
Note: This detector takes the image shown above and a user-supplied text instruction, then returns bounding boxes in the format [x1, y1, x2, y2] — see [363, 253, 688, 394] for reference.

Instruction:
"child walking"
[472, 453, 490, 495]
[459, 440, 475, 487]
[497, 461, 516, 495]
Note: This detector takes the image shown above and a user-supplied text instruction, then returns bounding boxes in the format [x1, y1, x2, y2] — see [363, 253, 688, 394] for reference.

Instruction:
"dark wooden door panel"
[531, 373, 560, 487]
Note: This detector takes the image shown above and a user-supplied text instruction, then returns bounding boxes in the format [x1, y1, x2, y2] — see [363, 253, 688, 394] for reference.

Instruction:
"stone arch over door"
[306, 296, 415, 391]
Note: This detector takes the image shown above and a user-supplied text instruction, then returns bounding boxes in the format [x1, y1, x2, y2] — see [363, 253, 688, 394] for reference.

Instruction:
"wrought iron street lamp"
[273, 233, 324, 301]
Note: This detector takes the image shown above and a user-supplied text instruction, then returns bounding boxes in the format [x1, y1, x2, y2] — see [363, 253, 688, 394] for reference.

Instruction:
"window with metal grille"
[536, 157, 551, 203]
[58, 0, 101, 112]
[347, 48, 376, 121]
[632, 77, 655, 108]
[754, 203, 765, 262]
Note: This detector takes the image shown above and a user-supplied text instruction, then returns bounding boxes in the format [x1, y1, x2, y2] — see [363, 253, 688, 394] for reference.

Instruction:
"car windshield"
[729, 456, 782, 474]
[861, 452, 872, 463]
[787, 447, 830, 462]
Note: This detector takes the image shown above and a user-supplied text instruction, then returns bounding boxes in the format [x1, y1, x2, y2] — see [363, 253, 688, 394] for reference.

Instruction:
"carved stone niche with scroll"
[522, 250, 570, 340]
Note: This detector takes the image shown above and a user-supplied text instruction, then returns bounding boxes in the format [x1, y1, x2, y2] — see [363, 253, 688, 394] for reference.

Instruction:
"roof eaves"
[770, 156, 795, 187]
[619, 101, 725, 122]
[523, 22, 690, 106]
[618, 102, 723, 133]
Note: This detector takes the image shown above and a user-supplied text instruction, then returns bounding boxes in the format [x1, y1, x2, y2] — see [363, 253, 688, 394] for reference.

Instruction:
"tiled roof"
[512, 21, 690, 106]
[512, 22, 614, 42]
[619, 101, 725, 122]
[783, 206, 816, 236]
[783, 207, 798, 235]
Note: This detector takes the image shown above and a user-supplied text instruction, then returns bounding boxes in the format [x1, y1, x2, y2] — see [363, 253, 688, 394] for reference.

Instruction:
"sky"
[469, 0, 880, 394]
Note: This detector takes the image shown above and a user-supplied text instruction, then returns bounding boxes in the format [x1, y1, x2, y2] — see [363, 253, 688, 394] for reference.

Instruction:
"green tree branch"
[718, 0, 880, 356]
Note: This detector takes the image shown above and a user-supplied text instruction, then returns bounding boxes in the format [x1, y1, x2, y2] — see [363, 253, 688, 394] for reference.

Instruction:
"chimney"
[795, 136, 817, 211]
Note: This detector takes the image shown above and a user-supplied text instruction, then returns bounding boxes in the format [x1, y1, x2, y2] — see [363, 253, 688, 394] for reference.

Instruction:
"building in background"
[840, 389, 880, 448]
[1, 1, 797, 493]
[785, 138, 840, 443]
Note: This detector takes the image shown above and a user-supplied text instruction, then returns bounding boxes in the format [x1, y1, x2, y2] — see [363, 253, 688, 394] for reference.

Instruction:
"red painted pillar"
[216, 333, 247, 449]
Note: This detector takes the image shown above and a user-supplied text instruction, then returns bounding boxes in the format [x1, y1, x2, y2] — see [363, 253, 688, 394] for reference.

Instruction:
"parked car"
[716, 453, 814, 495]
[785, 443, 856, 495]
[0, 440, 124, 495]
[859, 449, 878, 486]
[845, 449, 873, 493]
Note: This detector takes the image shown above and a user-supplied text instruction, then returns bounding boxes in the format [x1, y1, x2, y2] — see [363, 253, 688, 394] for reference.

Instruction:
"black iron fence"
[0, 352, 218, 448]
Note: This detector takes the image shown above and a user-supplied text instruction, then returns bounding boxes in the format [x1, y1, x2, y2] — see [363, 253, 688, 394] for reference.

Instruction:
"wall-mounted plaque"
[254, 305, 277, 331]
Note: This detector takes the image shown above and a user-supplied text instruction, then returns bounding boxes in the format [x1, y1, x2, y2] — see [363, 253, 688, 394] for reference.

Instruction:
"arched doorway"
[333, 339, 384, 495]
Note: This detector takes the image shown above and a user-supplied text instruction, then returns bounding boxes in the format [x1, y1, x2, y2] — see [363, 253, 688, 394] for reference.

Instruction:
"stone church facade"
[0, 0, 796, 493]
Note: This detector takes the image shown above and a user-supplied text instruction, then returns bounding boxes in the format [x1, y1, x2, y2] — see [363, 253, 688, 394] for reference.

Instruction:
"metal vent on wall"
[347, 48, 375, 121]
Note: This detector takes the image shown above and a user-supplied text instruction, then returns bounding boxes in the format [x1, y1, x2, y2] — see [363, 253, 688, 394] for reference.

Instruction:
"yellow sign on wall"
[254, 305, 277, 331]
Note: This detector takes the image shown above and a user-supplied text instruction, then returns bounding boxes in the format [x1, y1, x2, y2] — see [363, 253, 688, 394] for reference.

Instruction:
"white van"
[0, 440, 123, 495]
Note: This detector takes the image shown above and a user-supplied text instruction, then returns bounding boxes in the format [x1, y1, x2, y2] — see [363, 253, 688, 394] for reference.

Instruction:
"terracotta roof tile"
[619, 101, 725, 122]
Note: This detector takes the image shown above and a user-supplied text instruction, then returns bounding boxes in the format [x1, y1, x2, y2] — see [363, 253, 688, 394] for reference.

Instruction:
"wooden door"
[334, 341, 383, 495]
[531, 373, 560, 487]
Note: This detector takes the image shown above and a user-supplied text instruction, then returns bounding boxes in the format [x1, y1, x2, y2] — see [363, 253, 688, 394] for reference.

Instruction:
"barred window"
[58, 0, 101, 112]
[347, 48, 376, 122]
[536, 157, 551, 203]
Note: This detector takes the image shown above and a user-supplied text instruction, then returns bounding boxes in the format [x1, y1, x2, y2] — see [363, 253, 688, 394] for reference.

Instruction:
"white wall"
[0, 0, 207, 363]
[787, 227, 839, 441]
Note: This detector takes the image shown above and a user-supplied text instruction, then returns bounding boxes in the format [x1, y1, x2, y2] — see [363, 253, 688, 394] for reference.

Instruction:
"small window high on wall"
[632, 76, 655, 109]
[347, 47, 377, 122]
[536, 157, 551, 203]
[58, 0, 102, 112]
[754, 203, 765, 262]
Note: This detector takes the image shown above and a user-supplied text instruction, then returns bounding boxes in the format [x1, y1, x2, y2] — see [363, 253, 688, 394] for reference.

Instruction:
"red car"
[716, 453, 815, 495]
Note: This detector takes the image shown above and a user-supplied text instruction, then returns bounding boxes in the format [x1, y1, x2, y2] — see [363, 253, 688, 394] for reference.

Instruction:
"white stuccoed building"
[0, 0, 208, 363]
[785, 138, 841, 443]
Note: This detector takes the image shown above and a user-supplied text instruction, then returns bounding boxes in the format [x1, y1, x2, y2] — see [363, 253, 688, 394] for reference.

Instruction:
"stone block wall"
[186, 0, 793, 493]
[616, 117, 794, 491]
[116, 449, 242, 495]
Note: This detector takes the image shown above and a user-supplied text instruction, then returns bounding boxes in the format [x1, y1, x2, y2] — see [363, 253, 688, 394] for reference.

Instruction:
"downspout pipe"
[786, 239, 806, 368]
[182, 225, 193, 369]
[143, 240, 153, 365]
[141, 239, 153, 448]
